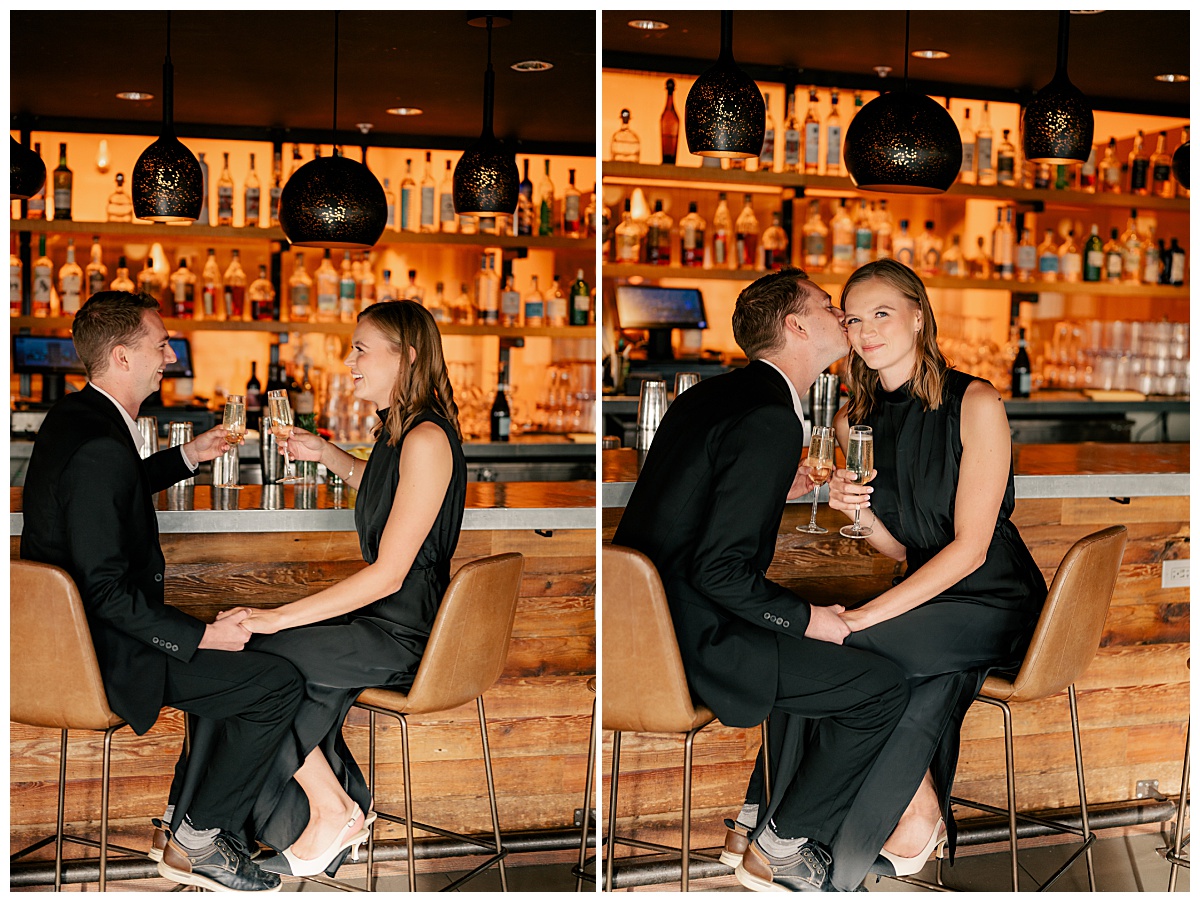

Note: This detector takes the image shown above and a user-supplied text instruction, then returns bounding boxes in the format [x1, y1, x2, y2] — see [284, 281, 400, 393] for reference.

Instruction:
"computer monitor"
[614, 284, 708, 360]
[13, 334, 193, 403]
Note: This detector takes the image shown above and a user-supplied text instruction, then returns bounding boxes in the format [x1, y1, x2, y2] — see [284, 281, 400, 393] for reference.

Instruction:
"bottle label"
[33, 265, 52, 308]
[174, 282, 195, 317]
[1016, 245, 1037, 272]
[1015, 371, 1032, 396]
[895, 245, 914, 267]
[421, 187, 435, 227]
[572, 291, 589, 314]
[804, 233, 826, 258]
[245, 188, 260, 223]
[440, 192, 455, 227]
[218, 186, 233, 219]
[1130, 160, 1149, 191]
[832, 241, 854, 265]
[1152, 163, 1172, 185]
[1086, 249, 1104, 272]
[713, 231, 727, 265]
[60, 274, 82, 313]
[565, 194, 581, 225]
[88, 271, 106, 297]
[646, 227, 668, 264]
[826, 125, 841, 167]
[340, 278, 355, 301]
[1105, 253, 1122, 278]
[1123, 250, 1140, 276]
[316, 290, 337, 314]
[759, 129, 775, 166]
[54, 188, 71, 213]
[548, 295, 568, 323]
[804, 123, 820, 167]
[1104, 165, 1120, 187]
[203, 284, 219, 317]
[854, 228, 872, 265]
[943, 257, 960, 277]
[225, 285, 245, 318]
[1170, 254, 1185, 284]
[501, 290, 521, 317]
[1039, 252, 1059, 275]
[961, 143, 976, 173]
[1061, 253, 1082, 279]
[269, 187, 281, 222]
[976, 137, 993, 169]
[524, 299, 544, 322]
[997, 153, 1015, 179]
[400, 188, 413, 229]
[291, 284, 310, 316]
[386, 203, 396, 228]
[784, 129, 801, 166]
[10, 265, 21, 305]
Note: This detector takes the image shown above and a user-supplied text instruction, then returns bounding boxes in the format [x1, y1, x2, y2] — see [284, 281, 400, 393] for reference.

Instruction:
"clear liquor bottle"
[106, 173, 133, 222]
[356, 254, 375, 311]
[917, 220, 943, 277]
[1120, 209, 1144, 283]
[853, 200, 873, 267]
[383, 178, 396, 230]
[32, 235, 53, 316]
[1079, 143, 1098, 193]
[1015, 228, 1037, 282]
[438, 159, 457, 232]
[614, 198, 642, 264]
[893, 219, 916, 269]
[201, 248, 222, 320]
[645, 200, 673, 265]
[611, 109, 641, 162]
[660, 78, 680, 165]
[563, 168, 583, 238]
[1141, 236, 1162, 285]
[991, 208, 1015, 279]
[429, 281, 450, 322]
[10, 238, 23, 314]
[26, 142, 46, 220]
[58, 238, 83, 314]
[970, 236, 993, 280]
[287, 143, 303, 183]
[244, 153, 261, 227]
[1058, 231, 1082, 283]
[376, 268, 397, 303]
[941, 234, 964, 277]
[762, 212, 789, 271]
[1037, 229, 1060, 282]
[585, 191, 597, 239]
[223, 250, 247, 320]
[399, 159, 416, 232]
[170, 258, 197, 319]
[313, 249, 338, 322]
[547, 274, 569, 328]
[85, 235, 107, 301]
[996, 129, 1017, 186]
[783, 90, 801, 172]
[523, 275, 544, 327]
[802, 200, 828, 271]
[196, 152, 210, 225]
[137, 255, 163, 304]
[1098, 138, 1121, 193]
[958, 109, 976, 184]
[758, 93, 776, 172]
[538, 160, 556, 237]
[338, 252, 357, 322]
[735, 194, 760, 269]
[1150, 131, 1174, 198]
[500, 273, 521, 326]
[803, 87, 821, 175]
[829, 199, 855, 273]
[975, 102, 995, 186]
[825, 89, 843, 176]
[53, 143, 73, 220]
[711, 192, 732, 268]
[679, 202, 707, 268]
[249, 265, 275, 321]
[110, 255, 135, 292]
[403, 269, 424, 304]
[418, 151, 436, 232]
[874, 200, 894, 260]
[1127, 130, 1150, 195]
[217, 152, 234, 226]
[269, 148, 283, 226]
[516, 159, 534, 236]
[477, 254, 500, 325]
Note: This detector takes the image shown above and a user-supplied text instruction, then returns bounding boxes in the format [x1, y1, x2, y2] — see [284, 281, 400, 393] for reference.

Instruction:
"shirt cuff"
[179, 444, 199, 471]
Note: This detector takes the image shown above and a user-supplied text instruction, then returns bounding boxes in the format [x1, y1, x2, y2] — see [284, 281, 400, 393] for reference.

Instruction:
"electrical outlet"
[1162, 559, 1190, 589]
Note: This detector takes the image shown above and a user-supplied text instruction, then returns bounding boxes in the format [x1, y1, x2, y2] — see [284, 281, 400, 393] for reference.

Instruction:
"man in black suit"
[613, 269, 908, 892]
[21, 291, 302, 893]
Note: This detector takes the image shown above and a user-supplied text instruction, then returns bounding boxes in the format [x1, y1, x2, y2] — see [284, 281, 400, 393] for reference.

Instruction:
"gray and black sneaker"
[735, 838, 832, 892]
[158, 832, 281, 893]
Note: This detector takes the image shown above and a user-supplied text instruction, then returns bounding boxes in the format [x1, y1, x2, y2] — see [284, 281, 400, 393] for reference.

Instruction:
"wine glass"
[266, 389, 298, 483]
[216, 394, 246, 488]
[796, 426, 836, 535]
[839, 425, 875, 539]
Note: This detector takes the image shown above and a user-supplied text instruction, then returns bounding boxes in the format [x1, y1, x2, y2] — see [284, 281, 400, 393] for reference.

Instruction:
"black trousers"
[161, 649, 303, 833]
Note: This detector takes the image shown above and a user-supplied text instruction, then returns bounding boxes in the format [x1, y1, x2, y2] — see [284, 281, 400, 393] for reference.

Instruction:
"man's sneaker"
[147, 817, 170, 863]
[158, 832, 281, 893]
[720, 818, 752, 868]
[735, 838, 832, 892]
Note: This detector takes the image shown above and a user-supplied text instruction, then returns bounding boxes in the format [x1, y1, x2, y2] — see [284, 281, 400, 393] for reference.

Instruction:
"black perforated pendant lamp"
[1172, 137, 1189, 189]
[279, 12, 386, 249]
[844, 14, 961, 194]
[684, 12, 765, 159]
[132, 12, 203, 222]
[10, 137, 46, 200]
[1021, 11, 1094, 165]
[453, 13, 519, 216]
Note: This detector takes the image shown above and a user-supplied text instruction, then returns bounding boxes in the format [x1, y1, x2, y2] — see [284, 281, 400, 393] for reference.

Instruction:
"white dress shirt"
[88, 383, 197, 471]
[761, 358, 811, 447]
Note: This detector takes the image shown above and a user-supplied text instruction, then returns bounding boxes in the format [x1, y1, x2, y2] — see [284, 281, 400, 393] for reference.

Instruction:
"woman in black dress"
[222, 299, 467, 877]
[816, 258, 1046, 888]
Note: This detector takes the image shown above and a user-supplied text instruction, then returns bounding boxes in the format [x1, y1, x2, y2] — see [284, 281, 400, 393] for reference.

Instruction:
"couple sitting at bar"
[20, 292, 467, 893]
[614, 261, 1046, 892]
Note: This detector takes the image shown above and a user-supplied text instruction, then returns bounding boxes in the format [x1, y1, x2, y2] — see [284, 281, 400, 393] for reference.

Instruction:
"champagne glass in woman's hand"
[266, 389, 297, 483]
[797, 426, 836, 535]
[840, 425, 875, 538]
[284, 424, 325, 462]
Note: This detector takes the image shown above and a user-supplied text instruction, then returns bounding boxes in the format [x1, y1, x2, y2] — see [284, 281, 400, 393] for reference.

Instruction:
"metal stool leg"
[1067, 685, 1096, 891]
[99, 725, 118, 892]
[366, 710, 377, 892]
[398, 714, 417, 892]
[604, 731, 622, 891]
[999, 700, 1019, 892]
[761, 718, 771, 805]
[476, 697, 508, 891]
[1169, 720, 1191, 891]
[55, 729, 67, 892]
[576, 695, 597, 891]
[681, 726, 701, 892]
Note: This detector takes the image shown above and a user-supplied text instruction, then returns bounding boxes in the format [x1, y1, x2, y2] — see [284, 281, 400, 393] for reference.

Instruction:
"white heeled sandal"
[879, 818, 946, 877]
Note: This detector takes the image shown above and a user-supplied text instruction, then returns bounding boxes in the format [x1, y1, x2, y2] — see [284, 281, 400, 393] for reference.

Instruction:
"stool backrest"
[404, 553, 525, 714]
[602, 545, 705, 733]
[11, 559, 122, 730]
[1007, 525, 1127, 702]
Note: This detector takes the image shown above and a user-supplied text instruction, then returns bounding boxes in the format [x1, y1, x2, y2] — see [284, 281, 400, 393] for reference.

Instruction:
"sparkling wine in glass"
[797, 426, 836, 535]
[267, 389, 297, 483]
[840, 425, 875, 539]
[217, 394, 246, 488]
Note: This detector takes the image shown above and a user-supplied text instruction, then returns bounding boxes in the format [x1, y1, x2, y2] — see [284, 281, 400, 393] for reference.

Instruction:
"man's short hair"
[732, 267, 818, 360]
[72, 292, 161, 379]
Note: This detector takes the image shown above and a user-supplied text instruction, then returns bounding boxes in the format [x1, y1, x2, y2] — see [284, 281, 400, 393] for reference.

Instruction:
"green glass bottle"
[1082, 224, 1104, 282]
[569, 269, 590, 326]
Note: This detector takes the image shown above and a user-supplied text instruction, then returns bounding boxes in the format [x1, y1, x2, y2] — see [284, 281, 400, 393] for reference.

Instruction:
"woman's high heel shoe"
[259, 807, 370, 878]
[879, 818, 946, 877]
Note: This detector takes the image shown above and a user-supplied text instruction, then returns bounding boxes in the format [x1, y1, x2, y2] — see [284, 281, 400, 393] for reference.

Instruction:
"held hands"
[199, 607, 251, 651]
[805, 604, 851, 644]
[217, 605, 285, 635]
[183, 425, 233, 465]
[826, 467, 878, 515]
[786, 461, 816, 501]
[285, 425, 325, 462]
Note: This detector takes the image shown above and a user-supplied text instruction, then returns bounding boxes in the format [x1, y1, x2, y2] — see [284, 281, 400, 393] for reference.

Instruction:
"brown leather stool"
[9, 560, 150, 891]
[351, 552, 525, 892]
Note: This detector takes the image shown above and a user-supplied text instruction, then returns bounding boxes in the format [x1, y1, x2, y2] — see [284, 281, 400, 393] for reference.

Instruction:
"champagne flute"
[839, 425, 875, 539]
[796, 426, 836, 534]
[217, 394, 246, 488]
[266, 389, 298, 483]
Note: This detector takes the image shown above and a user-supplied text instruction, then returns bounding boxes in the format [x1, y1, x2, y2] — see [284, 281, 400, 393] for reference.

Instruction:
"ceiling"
[602, 10, 1191, 117]
[10, 11, 596, 155]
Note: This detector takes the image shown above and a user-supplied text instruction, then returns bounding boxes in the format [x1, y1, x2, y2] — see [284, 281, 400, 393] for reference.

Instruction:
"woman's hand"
[222, 607, 287, 635]
[838, 605, 877, 632]
[826, 466, 877, 515]
[285, 424, 325, 462]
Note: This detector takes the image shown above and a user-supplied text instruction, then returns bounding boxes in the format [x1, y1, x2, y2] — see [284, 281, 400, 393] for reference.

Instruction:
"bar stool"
[904, 525, 1127, 893]
[9, 560, 149, 891]
[1166, 660, 1189, 891]
[574, 676, 597, 891]
[351, 552, 525, 892]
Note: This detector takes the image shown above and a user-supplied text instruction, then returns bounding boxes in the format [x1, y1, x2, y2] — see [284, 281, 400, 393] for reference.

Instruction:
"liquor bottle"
[249, 265, 275, 321]
[761, 212, 789, 271]
[1034, 162, 1051, 191]
[169, 258, 196, 318]
[337, 252, 357, 322]
[829, 199, 855, 273]
[679, 202, 706, 268]
[383, 178, 396, 229]
[288, 251, 312, 321]
[27, 142, 46, 219]
[523, 275, 544, 327]
[265, 341, 289, 398]
[200, 248, 222, 319]
[958, 109, 976, 184]
[377, 269, 397, 303]
[874, 200, 894, 260]
[538, 160, 556, 237]
[1010, 328, 1032, 398]
[1128, 130, 1150, 195]
[53, 143, 73, 220]
[645, 200, 673, 265]
[975, 102, 995, 186]
[110, 256, 135, 292]
[217, 152, 234, 226]
[917, 220, 943, 277]
[1098, 138, 1121, 193]
[1157, 239, 1173, 285]
[358, 255, 376, 311]
[439, 160, 457, 233]
[476, 253, 499, 325]
[57, 238, 82, 315]
[614, 198, 641, 264]
[547, 274, 569, 327]
[452, 281, 474, 324]
[660, 78, 680, 165]
[734, 194, 760, 269]
[568, 270, 590, 327]
[783, 90, 801, 172]
[1150, 131, 1174, 198]
[244, 153, 261, 227]
[314, 249, 338, 322]
[758, 93, 776, 172]
[81, 235, 106, 302]
[1120, 209, 1143, 283]
[563, 168, 583, 238]
[295, 366, 316, 466]
[500, 273, 521, 327]
[710, 192, 732, 268]
[137, 255, 163, 303]
[418, 151, 436, 232]
[802, 200, 829, 271]
[32, 235, 53, 316]
[1015, 228, 1037, 282]
[244, 362, 263, 433]
[611, 108, 641, 161]
[1058, 231, 1082, 283]
[991, 208, 1015, 279]
[223, 250, 246, 320]
[851, 203, 873, 267]
[893, 219, 915, 269]
[490, 364, 511, 442]
[585, 191, 597, 239]
[996, 129, 1017, 186]
[196, 152, 210, 225]
[516, 159, 534, 236]
[803, 87, 821, 175]
[825, 89, 843, 176]
[269, 148, 283, 226]
[106, 173, 133, 222]
[399, 158, 416, 232]
[428, 282, 449, 323]
[1166, 237, 1185, 286]
[288, 143, 303, 183]
[403, 269, 424, 303]
[9, 236, 21, 316]
[1102, 228, 1123, 282]
[1083, 225, 1104, 282]
[941, 234, 964, 277]
[1079, 143, 1098, 193]
[1141, 238, 1162, 285]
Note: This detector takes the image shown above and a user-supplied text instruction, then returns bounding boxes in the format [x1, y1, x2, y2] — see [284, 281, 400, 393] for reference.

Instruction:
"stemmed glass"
[266, 389, 298, 483]
[216, 394, 246, 488]
[839, 425, 875, 539]
[796, 426, 836, 534]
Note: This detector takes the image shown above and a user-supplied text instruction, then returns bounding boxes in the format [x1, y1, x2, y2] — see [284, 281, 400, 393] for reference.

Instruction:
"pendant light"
[279, 12, 387, 249]
[1021, 11, 1094, 164]
[683, 12, 765, 159]
[10, 137, 46, 200]
[452, 13, 519, 216]
[1172, 135, 1189, 190]
[131, 12, 203, 222]
[843, 12, 962, 194]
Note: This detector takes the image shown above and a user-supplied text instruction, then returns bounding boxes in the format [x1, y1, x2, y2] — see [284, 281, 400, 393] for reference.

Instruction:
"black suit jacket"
[613, 361, 812, 728]
[21, 385, 207, 734]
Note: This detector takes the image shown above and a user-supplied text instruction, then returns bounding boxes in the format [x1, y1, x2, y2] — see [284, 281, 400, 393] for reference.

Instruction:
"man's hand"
[198, 609, 251, 651]
[786, 462, 815, 501]
[182, 425, 232, 466]
[804, 604, 851, 644]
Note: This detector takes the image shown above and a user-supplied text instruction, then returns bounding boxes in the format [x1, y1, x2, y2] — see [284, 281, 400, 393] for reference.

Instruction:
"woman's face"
[344, 319, 405, 409]
[842, 279, 923, 385]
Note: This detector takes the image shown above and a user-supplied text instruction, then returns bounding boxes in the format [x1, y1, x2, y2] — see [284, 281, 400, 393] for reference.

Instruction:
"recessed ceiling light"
[386, 107, 424, 116]
[911, 49, 950, 60]
[628, 19, 668, 31]
[1070, 10, 1105, 13]
[512, 60, 554, 72]
[1155, 73, 1189, 83]
[116, 91, 154, 101]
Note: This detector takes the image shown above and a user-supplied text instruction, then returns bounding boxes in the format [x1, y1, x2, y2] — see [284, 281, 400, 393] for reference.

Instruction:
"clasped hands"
[198, 606, 284, 652]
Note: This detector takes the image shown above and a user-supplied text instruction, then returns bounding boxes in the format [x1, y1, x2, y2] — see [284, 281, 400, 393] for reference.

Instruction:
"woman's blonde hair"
[840, 259, 948, 425]
[358, 300, 462, 445]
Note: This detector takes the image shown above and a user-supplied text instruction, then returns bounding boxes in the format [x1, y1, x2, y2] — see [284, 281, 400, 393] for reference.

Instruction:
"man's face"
[120, 310, 177, 402]
[798, 289, 849, 369]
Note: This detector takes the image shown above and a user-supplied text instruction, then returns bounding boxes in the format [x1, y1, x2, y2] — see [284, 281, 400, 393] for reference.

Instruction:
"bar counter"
[602, 443, 1189, 872]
